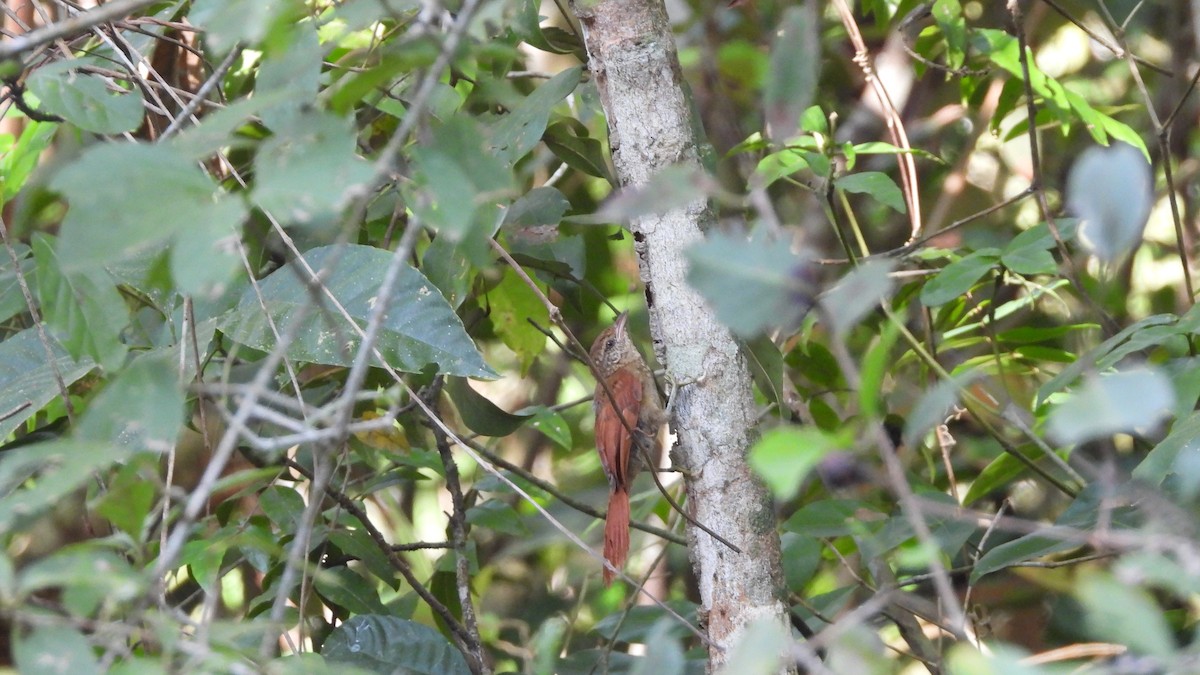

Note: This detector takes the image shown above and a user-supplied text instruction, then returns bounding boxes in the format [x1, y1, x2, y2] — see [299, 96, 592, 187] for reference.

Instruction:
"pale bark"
[570, 0, 793, 669]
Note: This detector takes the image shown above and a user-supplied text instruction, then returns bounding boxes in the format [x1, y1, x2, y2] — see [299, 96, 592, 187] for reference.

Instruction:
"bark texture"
[570, 0, 793, 668]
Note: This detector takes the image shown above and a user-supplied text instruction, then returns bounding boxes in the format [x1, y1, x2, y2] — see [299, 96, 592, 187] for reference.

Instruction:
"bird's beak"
[613, 311, 629, 336]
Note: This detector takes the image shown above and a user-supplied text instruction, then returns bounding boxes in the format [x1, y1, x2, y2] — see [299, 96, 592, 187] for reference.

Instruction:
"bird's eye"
[605, 338, 615, 351]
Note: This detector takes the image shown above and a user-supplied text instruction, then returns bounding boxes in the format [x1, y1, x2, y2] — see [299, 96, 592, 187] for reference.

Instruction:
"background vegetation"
[2, 0, 1200, 673]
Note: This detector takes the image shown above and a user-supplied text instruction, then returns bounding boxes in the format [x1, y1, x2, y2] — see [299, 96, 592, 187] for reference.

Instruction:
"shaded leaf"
[13, 625, 101, 675]
[820, 259, 896, 336]
[50, 142, 245, 295]
[490, 66, 582, 164]
[253, 110, 374, 225]
[764, 4, 819, 141]
[26, 60, 143, 134]
[919, 249, 1000, 307]
[322, 615, 471, 675]
[76, 351, 183, 452]
[219, 244, 495, 378]
[446, 377, 532, 437]
[0, 326, 95, 441]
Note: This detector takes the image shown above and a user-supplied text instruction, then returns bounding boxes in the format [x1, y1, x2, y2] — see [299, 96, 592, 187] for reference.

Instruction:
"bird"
[589, 311, 665, 585]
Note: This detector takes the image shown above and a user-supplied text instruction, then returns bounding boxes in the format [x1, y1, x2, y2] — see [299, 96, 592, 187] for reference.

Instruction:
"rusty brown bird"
[589, 312, 665, 585]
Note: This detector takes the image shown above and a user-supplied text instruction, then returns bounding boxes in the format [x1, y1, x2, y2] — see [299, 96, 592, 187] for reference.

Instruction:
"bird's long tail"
[603, 489, 630, 586]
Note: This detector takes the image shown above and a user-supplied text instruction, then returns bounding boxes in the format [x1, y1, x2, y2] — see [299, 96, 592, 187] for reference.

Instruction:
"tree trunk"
[570, 0, 794, 669]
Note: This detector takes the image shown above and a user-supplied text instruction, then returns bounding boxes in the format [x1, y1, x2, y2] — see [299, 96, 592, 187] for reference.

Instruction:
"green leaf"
[467, 500, 529, 537]
[1000, 230, 1057, 275]
[260, 485, 307, 530]
[1134, 410, 1200, 486]
[17, 546, 143, 614]
[820, 259, 896, 336]
[95, 462, 157, 539]
[34, 235, 128, 371]
[780, 533, 822, 591]
[859, 322, 900, 421]
[25, 60, 143, 135]
[764, 5, 819, 141]
[421, 235, 473, 309]
[315, 567, 389, 615]
[543, 119, 613, 183]
[749, 426, 851, 501]
[527, 407, 571, 451]
[687, 233, 814, 338]
[834, 171, 907, 213]
[490, 66, 582, 164]
[919, 248, 1000, 307]
[1035, 313, 1176, 406]
[327, 529, 397, 588]
[971, 485, 1135, 582]
[962, 444, 1066, 507]
[411, 116, 514, 266]
[783, 499, 884, 538]
[322, 615, 472, 675]
[219, 244, 496, 378]
[0, 441, 134, 534]
[753, 147, 810, 188]
[488, 268, 548, 374]
[13, 625, 102, 675]
[255, 23, 322, 131]
[1076, 571, 1175, 658]
[76, 351, 183, 452]
[932, 0, 967, 71]
[252, 110, 375, 226]
[445, 377, 532, 437]
[904, 373, 977, 448]
[504, 187, 570, 229]
[1, 120, 57, 202]
[0, 326, 95, 441]
[1047, 367, 1175, 445]
[188, 0, 305, 53]
[50, 142, 246, 295]
[745, 335, 784, 409]
[631, 621, 686, 675]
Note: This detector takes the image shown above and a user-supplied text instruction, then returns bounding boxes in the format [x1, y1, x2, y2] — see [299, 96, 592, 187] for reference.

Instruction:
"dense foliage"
[2, 0, 1200, 673]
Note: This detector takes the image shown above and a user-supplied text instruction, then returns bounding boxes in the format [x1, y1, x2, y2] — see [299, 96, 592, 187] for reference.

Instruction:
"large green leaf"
[34, 235, 128, 371]
[411, 116, 514, 266]
[971, 485, 1137, 582]
[687, 233, 814, 338]
[76, 351, 184, 451]
[489, 66, 582, 164]
[322, 615, 471, 675]
[252, 110, 374, 225]
[25, 60, 144, 135]
[0, 440, 133, 534]
[219, 244, 495, 378]
[50, 142, 246, 296]
[13, 625, 102, 675]
[0, 327, 95, 441]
